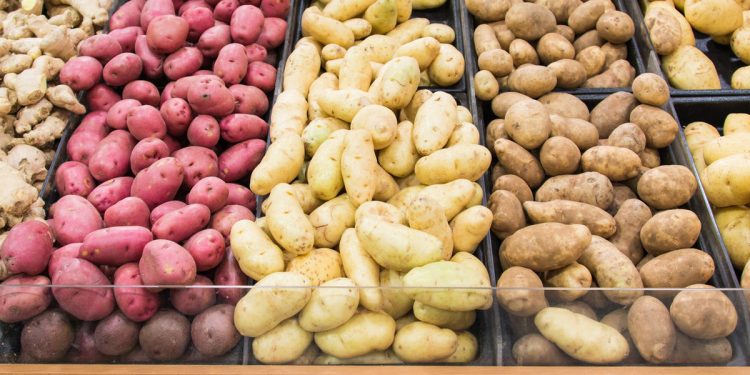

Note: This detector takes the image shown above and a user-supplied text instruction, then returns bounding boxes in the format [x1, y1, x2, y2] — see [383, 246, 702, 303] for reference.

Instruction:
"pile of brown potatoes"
[487, 71, 739, 364]
[468, 0, 637, 101]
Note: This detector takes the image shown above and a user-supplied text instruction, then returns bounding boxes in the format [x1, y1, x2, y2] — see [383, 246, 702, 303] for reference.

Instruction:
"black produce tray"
[624, 1, 750, 96]
[463, 0, 646, 97]
[293, 0, 467, 93]
[477, 91, 750, 365]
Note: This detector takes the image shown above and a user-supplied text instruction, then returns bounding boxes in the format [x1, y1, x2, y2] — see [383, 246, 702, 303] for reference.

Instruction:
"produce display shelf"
[624, 1, 750, 97]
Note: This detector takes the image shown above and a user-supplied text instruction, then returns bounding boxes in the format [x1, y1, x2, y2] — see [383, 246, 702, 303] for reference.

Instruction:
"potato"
[629, 105, 679, 149]
[538, 93, 589, 121]
[230, 220, 284, 281]
[496, 266, 548, 316]
[505, 3, 556, 41]
[716, 206, 750, 268]
[478, 49, 514, 78]
[351, 105, 397, 150]
[543, 262, 592, 302]
[508, 64, 557, 98]
[266, 184, 315, 256]
[139, 309, 190, 360]
[596, 10, 634, 44]
[536, 33, 576, 65]
[341, 129, 378, 206]
[640, 249, 714, 289]
[412, 92, 457, 155]
[488, 190, 526, 239]
[724, 113, 750, 135]
[356, 201, 406, 225]
[549, 115, 599, 150]
[392, 322, 457, 363]
[568, 0, 614, 35]
[373, 57, 420, 111]
[447, 122, 481, 146]
[414, 144, 490, 185]
[640, 209, 701, 256]
[501, 223, 591, 272]
[702, 153, 750, 207]
[252, 318, 313, 364]
[524, 200, 616, 238]
[539, 137, 581, 176]
[315, 310, 396, 358]
[234, 272, 312, 337]
[302, 8, 354, 47]
[473, 24, 501, 55]
[542, 59, 584, 91]
[0, 275, 51, 324]
[702, 133, 750, 165]
[20, 309, 74, 362]
[537, 172, 613, 210]
[474, 70, 500, 101]
[590, 91, 637, 138]
[493, 139, 545, 189]
[577, 46, 606, 78]
[636, 165, 697, 210]
[283, 43, 321, 97]
[578, 236, 644, 305]
[250, 133, 304, 196]
[685, 121, 720, 154]
[286, 248, 343, 286]
[535, 307, 629, 364]
[428, 44, 465, 87]
[450, 206, 492, 253]
[632, 73, 670, 107]
[627, 296, 675, 363]
[512, 333, 574, 365]
[504, 100, 551, 149]
[509, 39, 540, 67]
[607, 123, 646, 154]
[405, 196, 453, 260]
[355, 216, 443, 272]
[492, 174, 532, 202]
[403, 257, 492, 311]
[422, 23, 455, 43]
[731, 66, 750, 89]
[379, 270, 413, 319]
[644, 6, 682, 56]
[669, 332, 733, 364]
[394, 37, 440, 71]
[685, 0, 743, 35]
[191, 304, 241, 358]
[340, 228, 383, 311]
[609, 199, 651, 264]
[581, 146, 642, 182]
[555, 301, 597, 320]
[413, 301, 475, 330]
[670, 285, 737, 340]
[662, 46, 721, 90]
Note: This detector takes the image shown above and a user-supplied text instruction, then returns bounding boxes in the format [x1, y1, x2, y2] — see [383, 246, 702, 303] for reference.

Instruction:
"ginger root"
[0, 53, 32, 74]
[31, 54, 63, 78]
[54, 0, 107, 26]
[48, 5, 81, 27]
[0, 38, 10, 55]
[0, 160, 38, 229]
[2, 11, 31, 40]
[4, 65, 47, 105]
[9, 36, 40, 53]
[13, 97, 51, 133]
[0, 87, 16, 114]
[22, 108, 66, 146]
[46, 84, 83, 114]
[20, 0, 42, 15]
[6, 143, 46, 182]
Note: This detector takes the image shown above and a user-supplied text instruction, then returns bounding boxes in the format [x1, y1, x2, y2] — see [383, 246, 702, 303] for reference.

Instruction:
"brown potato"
[505, 2, 557, 41]
[583, 59, 635, 88]
[556, 25, 576, 42]
[474, 70, 500, 101]
[636, 165, 697, 209]
[20, 309, 74, 362]
[627, 296, 676, 364]
[537, 0, 582, 24]
[554, 301, 597, 320]
[473, 24, 501, 55]
[601, 42, 627, 67]
[466, 0, 520, 22]
[488, 189, 526, 239]
[500, 223, 592, 272]
[609, 198, 651, 264]
[581, 146, 643, 182]
[578, 236, 644, 305]
[524, 199, 616, 238]
[608, 184, 638, 215]
[549, 115, 599, 150]
[492, 174, 533, 203]
[512, 333, 575, 365]
[536, 172, 614, 209]
[573, 30, 604, 54]
[139, 309, 191, 360]
[509, 39, 540, 67]
[508, 64, 557, 98]
[540, 136, 581, 176]
[191, 304, 241, 358]
[596, 10, 634, 44]
[489, 21, 516, 50]
[493, 139, 545, 188]
[640, 249, 714, 289]
[669, 332, 732, 364]
[638, 148, 661, 169]
[504, 100, 552, 149]
[94, 311, 140, 356]
[640, 209, 701, 256]
[538, 93, 589, 121]
[478, 49, 513, 77]
[632, 73, 670, 106]
[590, 92, 638, 138]
[644, 6, 682, 56]
[491, 164, 507, 183]
[543, 262, 592, 302]
[576, 46, 606, 77]
[486, 119, 508, 146]
[608, 123, 646, 153]
[629, 105, 679, 148]
[537, 33, 576, 65]
[491, 92, 532, 118]
[568, 0, 615, 34]
[548, 59, 588, 89]
[670, 285, 738, 340]
[496, 266, 548, 316]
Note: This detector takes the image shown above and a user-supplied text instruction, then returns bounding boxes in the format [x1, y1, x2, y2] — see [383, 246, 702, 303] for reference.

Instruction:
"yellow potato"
[407, 195, 453, 260]
[230, 220, 284, 281]
[724, 113, 750, 135]
[413, 92, 457, 155]
[364, 0, 397, 34]
[702, 133, 750, 165]
[266, 184, 315, 256]
[684, 121, 720, 154]
[450, 206, 492, 253]
[341, 129, 378, 206]
[685, 0, 743, 36]
[535, 307, 629, 364]
[302, 8, 355, 47]
[356, 217, 443, 272]
[413, 301, 475, 330]
[283, 43, 321, 97]
[309, 195, 356, 248]
[270, 90, 308, 141]
[387, 185, 426, 216]
[250, 133, 305, 196]
[396, 0, 412, 22]
[318, 89, 372, 122]
[412, 0, 446, 9]
[234, 272, 312, 337]
[339, 46, 372, 91]
[387, 18, 430, 45]
[373, 56, 421, 110]
[307, 129, 347, 201]
[393, 322, 457, 363]
[403, 259, 492, 312]
[343, 18, 373, 40]
[314, 310, 396, 358]
[286, 248, 343, 286]
[351, 104, 398, 150]
[323, 0, 378, 21]
[448, 122, 481, 146]
[422, 23, 455, 43]
[701, 153, 750, 207]
[372, 164, 400, 201]
[662, 46, 720, 90]
[419, 179, 476, 220]
[414, 144, 491, 185]
[650, 2, 695, 47]
[380, 269, 414, 319]
[252, 318, 313, 364]
[394, 37, 440, 70]
[355, 201, 406, 224]
[441, 331, 478, 363]
[377, 121, 418, 178]
[302, 117, 348, 157]
[428, 44, 465, 87]
[731, 66, 750, 89]
[299, 277, 359, 332]
[359, 35, 400, 63]
[715, 206, 750, 268]
[307, 73, 339, 120]
[314, 350, 403, 364]
[400, 89, 432, 122]
[340, 228, 383, 311]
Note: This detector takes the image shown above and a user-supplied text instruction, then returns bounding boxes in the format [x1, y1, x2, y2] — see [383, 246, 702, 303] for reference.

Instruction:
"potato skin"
[505, 3, 556, 41]
[644, 6, 681, 56]
[501, 223, 591, 272]
[314, 310, 396, 359]
[662, 46, 721, 90]
[629, 105, 679, 149]
[536, 172, 614, 210]
[504, 100, 551, 150]
[640, 209, 701, 256]
[414, 144, 491, 185]
[627, 296, 676, 363]
[20, 309, 74, 362]
[512, 333, 574, 365]
[609, 199, 651, 264]
[539, 136, 581, 176]
[393, 322, 458, 363]
[578, 236, 643, 305]
[632, 73, 670, 106]
[234, 272, 312, 337]
[191, 304, 241, 358]
[493, 139, 545, 189]
[639, 249, 714, 289]
[488, 190, 526, 239]
[543, 262, 592, 302]
[524, 200, 616, 238]
[637, 165, 697, 210]
[496, 266, 548, 316]
[548, 59, 588, 89]
[670, 284, 738, 340]
[508, 64, 557, 98]
[538, 93, 589, 121]
[590, 92, 637, 138]
[608, 123, 646, 154]
[549, 115, 599, 151]
[581, 146, 642, 182]
[701, 153, 750, 207]
[139, 309, 191, 361]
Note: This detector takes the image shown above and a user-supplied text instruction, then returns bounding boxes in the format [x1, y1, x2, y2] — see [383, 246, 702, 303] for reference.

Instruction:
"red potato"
[89, 130, 137, 181]
[206, 0, 221, 5]
[187, 177, 229, 212]
[127, 105, 168, 140]
[174, 0, 187, 9]
[87, 177, 135, 213]
[256, 17, 287, 49]
[139, 239, 197, 286]
[139, 309, 191, 360]
[173, 146, 219, 187]
[213, 0, 240, 23]
[141, 0, 176, 30]
[194, 69, 215, 75]
[123, 81, 161, 107]
[184, 229, 225, 271]
[107, 99, 142, 130]
[241, 0, 262, 5]
[147, 15, 189, 54]
[260, 0, 289, 18]
[172, 74, 223, 99]
[86, 84, 122, 112]
[229, 84, 268, 115]
[94, 311, 141, 357]
[68, 111, 108, 163]
[226, 183, 256, 210]
[219, 113, 268, 143]
[109, 26, 144, 53]
[161, 98, 192, 137]
[114, 263, 160, 322]
[164, 47, 204, 80]
[182, 6, 214, 41]
[50, 195, 104, 245]
[120, 346, 151, 363]
[0, 275, 51, 323]
[197, 24, 231, 59]
[152, 204, 211, 242]
[59, 56, 103, 91]
[52, 257, 115, 321]
[179, 0, 211, 15]
[104, 197, 152, 228]
[131, 157, 185, 209]
[103, 53, 143, 87]
[209, 204, 254, 238]
[161, 82, 176, 103]
[264, 49, 277, 65]
[187, 115, 220, 147]
[230, 5, 264, 44]
[0, 221, 53, 279]
[55, 161, 96, 197]
[170, 275, 216, 315]
[150, 200, 187, 223]
[135, 35, 165, 80]
[191, 304, 240, 357]
[214, 43, 248, 85]
[213, 248, 247, 304]
[78, 35, 123, 64]
[110, 0, 146, 30]
[245, 43, 267, 63]
[131, 137, 170, 174]
[186, 77, 235, 117]
[20, 309, 74, 362]
[217, 138, 265, 182]
[244, 61, 276, 92]
[48, 243, 82, 279]
[80, 227, 153, 266]
[163, 134, 183, 154]
[66, 321, 112, 363]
